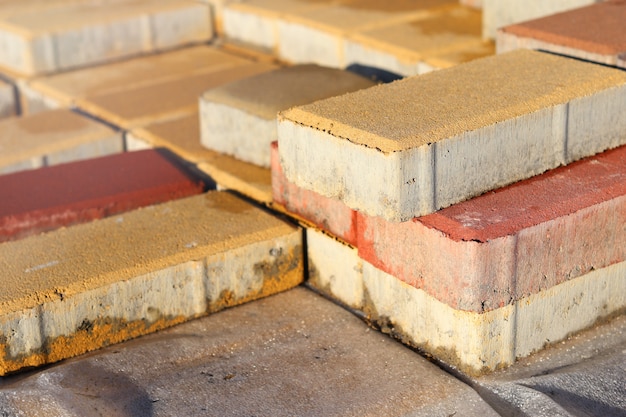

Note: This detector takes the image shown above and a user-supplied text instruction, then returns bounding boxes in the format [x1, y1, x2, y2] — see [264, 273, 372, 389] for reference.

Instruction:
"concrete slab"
[0, 191, 303, 375]
[0, 288, 500, 416]
[0, 109, 122, 175]
[476, 315, 626, 417]
[482, 0, 601, 40]
[0, 0, 213, 76]
[127, 113, 274, 204]
[278, 49, 626, 221]
[0, 149, 204, 242]
[76, 62, 277, 129]
[497, 0, 626, 69]
[307, 229, 626, 374]
[200, 64, 375, 168]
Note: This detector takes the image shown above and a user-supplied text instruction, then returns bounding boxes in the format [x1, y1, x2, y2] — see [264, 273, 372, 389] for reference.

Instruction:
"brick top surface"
[280, 49, 626, 153]
[501, 0, 626, 55]
[0, 191, 297, 315]
[78, 62, 277, 129]
[0, 149, 200, 218]
[0, 109, 115, 167]
[202, 64, 375, 119]
[353, 6, 481, 53]
[419, 145, 626, 242]
[29, 46, 249, 102]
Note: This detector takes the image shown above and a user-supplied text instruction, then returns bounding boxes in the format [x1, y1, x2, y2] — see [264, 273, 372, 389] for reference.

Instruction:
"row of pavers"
[0, 0, 623, 380]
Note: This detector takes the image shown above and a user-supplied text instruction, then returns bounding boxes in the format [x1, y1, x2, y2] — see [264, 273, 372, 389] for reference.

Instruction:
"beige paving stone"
[24, 45, 251, 108]
[306, 229, 626, 375]
[0, 109, 122, 174]
[223, 0, 331, 52]
[482, 0, 601, 40]
[0, 78, 15, 118]
[76, 61, 277, 129]
[0, 0, 213, 76]
[0, 191, 303, 375]
[127, 114, 274, 203]
[497, 0, 626, 70]
[276, 1, 456, 67]
[344, 6, 487, 76]
[200, 64, 375, 168]
[278, 50, 626, 221]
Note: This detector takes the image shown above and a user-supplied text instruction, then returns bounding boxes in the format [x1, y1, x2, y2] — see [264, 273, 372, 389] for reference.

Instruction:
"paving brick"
[278, 49, 626, 221]
[200, 65, 375, 168]
[358, 145, 626, 311]
[0, 149, 204, 242]
[24, 45, 253, 109]
[223, 0, 331, 52]
[307, 229, 626, 374]
[127, 114, 274, 203]
[0, 109, 122, 175]
[0, 78, 16, 118]
[343, 5, 489, 76]
[76, 61, 276, 129]
[0, 0, 213, 76]
[276, 1, 456, 68]
[0, 191, 303, 375]
[482, 0, 601, 40]
[497, 0, 626, 70]
[271, 142, 358, 245]
[196, 0, 239, 34]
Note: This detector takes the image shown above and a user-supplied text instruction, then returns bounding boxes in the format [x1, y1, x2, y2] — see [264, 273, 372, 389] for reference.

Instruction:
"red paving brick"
[271, 141, 357, 246]
[0, 149, 204, 242]
[358, 145, 626, 311]
[498, 0, 626, 67]
[271, 142, 626, 312]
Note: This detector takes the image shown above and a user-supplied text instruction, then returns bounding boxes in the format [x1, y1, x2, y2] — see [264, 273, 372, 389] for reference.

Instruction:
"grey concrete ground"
[0, 286, 624, 417]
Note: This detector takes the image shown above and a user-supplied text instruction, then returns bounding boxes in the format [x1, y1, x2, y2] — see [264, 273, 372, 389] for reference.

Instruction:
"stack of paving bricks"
[0, 0, 624, 384]
[274, 48, 626, 374]
[223, 0, 494, 76]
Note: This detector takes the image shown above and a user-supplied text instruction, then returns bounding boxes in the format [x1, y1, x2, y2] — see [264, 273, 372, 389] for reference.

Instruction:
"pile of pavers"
[0, 0, 624, 415]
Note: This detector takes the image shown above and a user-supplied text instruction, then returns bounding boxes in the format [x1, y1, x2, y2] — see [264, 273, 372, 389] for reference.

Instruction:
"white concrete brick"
[201, 101, 274, 167]
[277, 19, 343, 67]
[306, 228, 363, 309]
[149, 3, 213, 49]
[306, 229, 626, 374]
[566, 85, 626, 162]
[200, 65, 374, 168]
[343, 38, 420, 77]
[222, 5, 277, 51]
